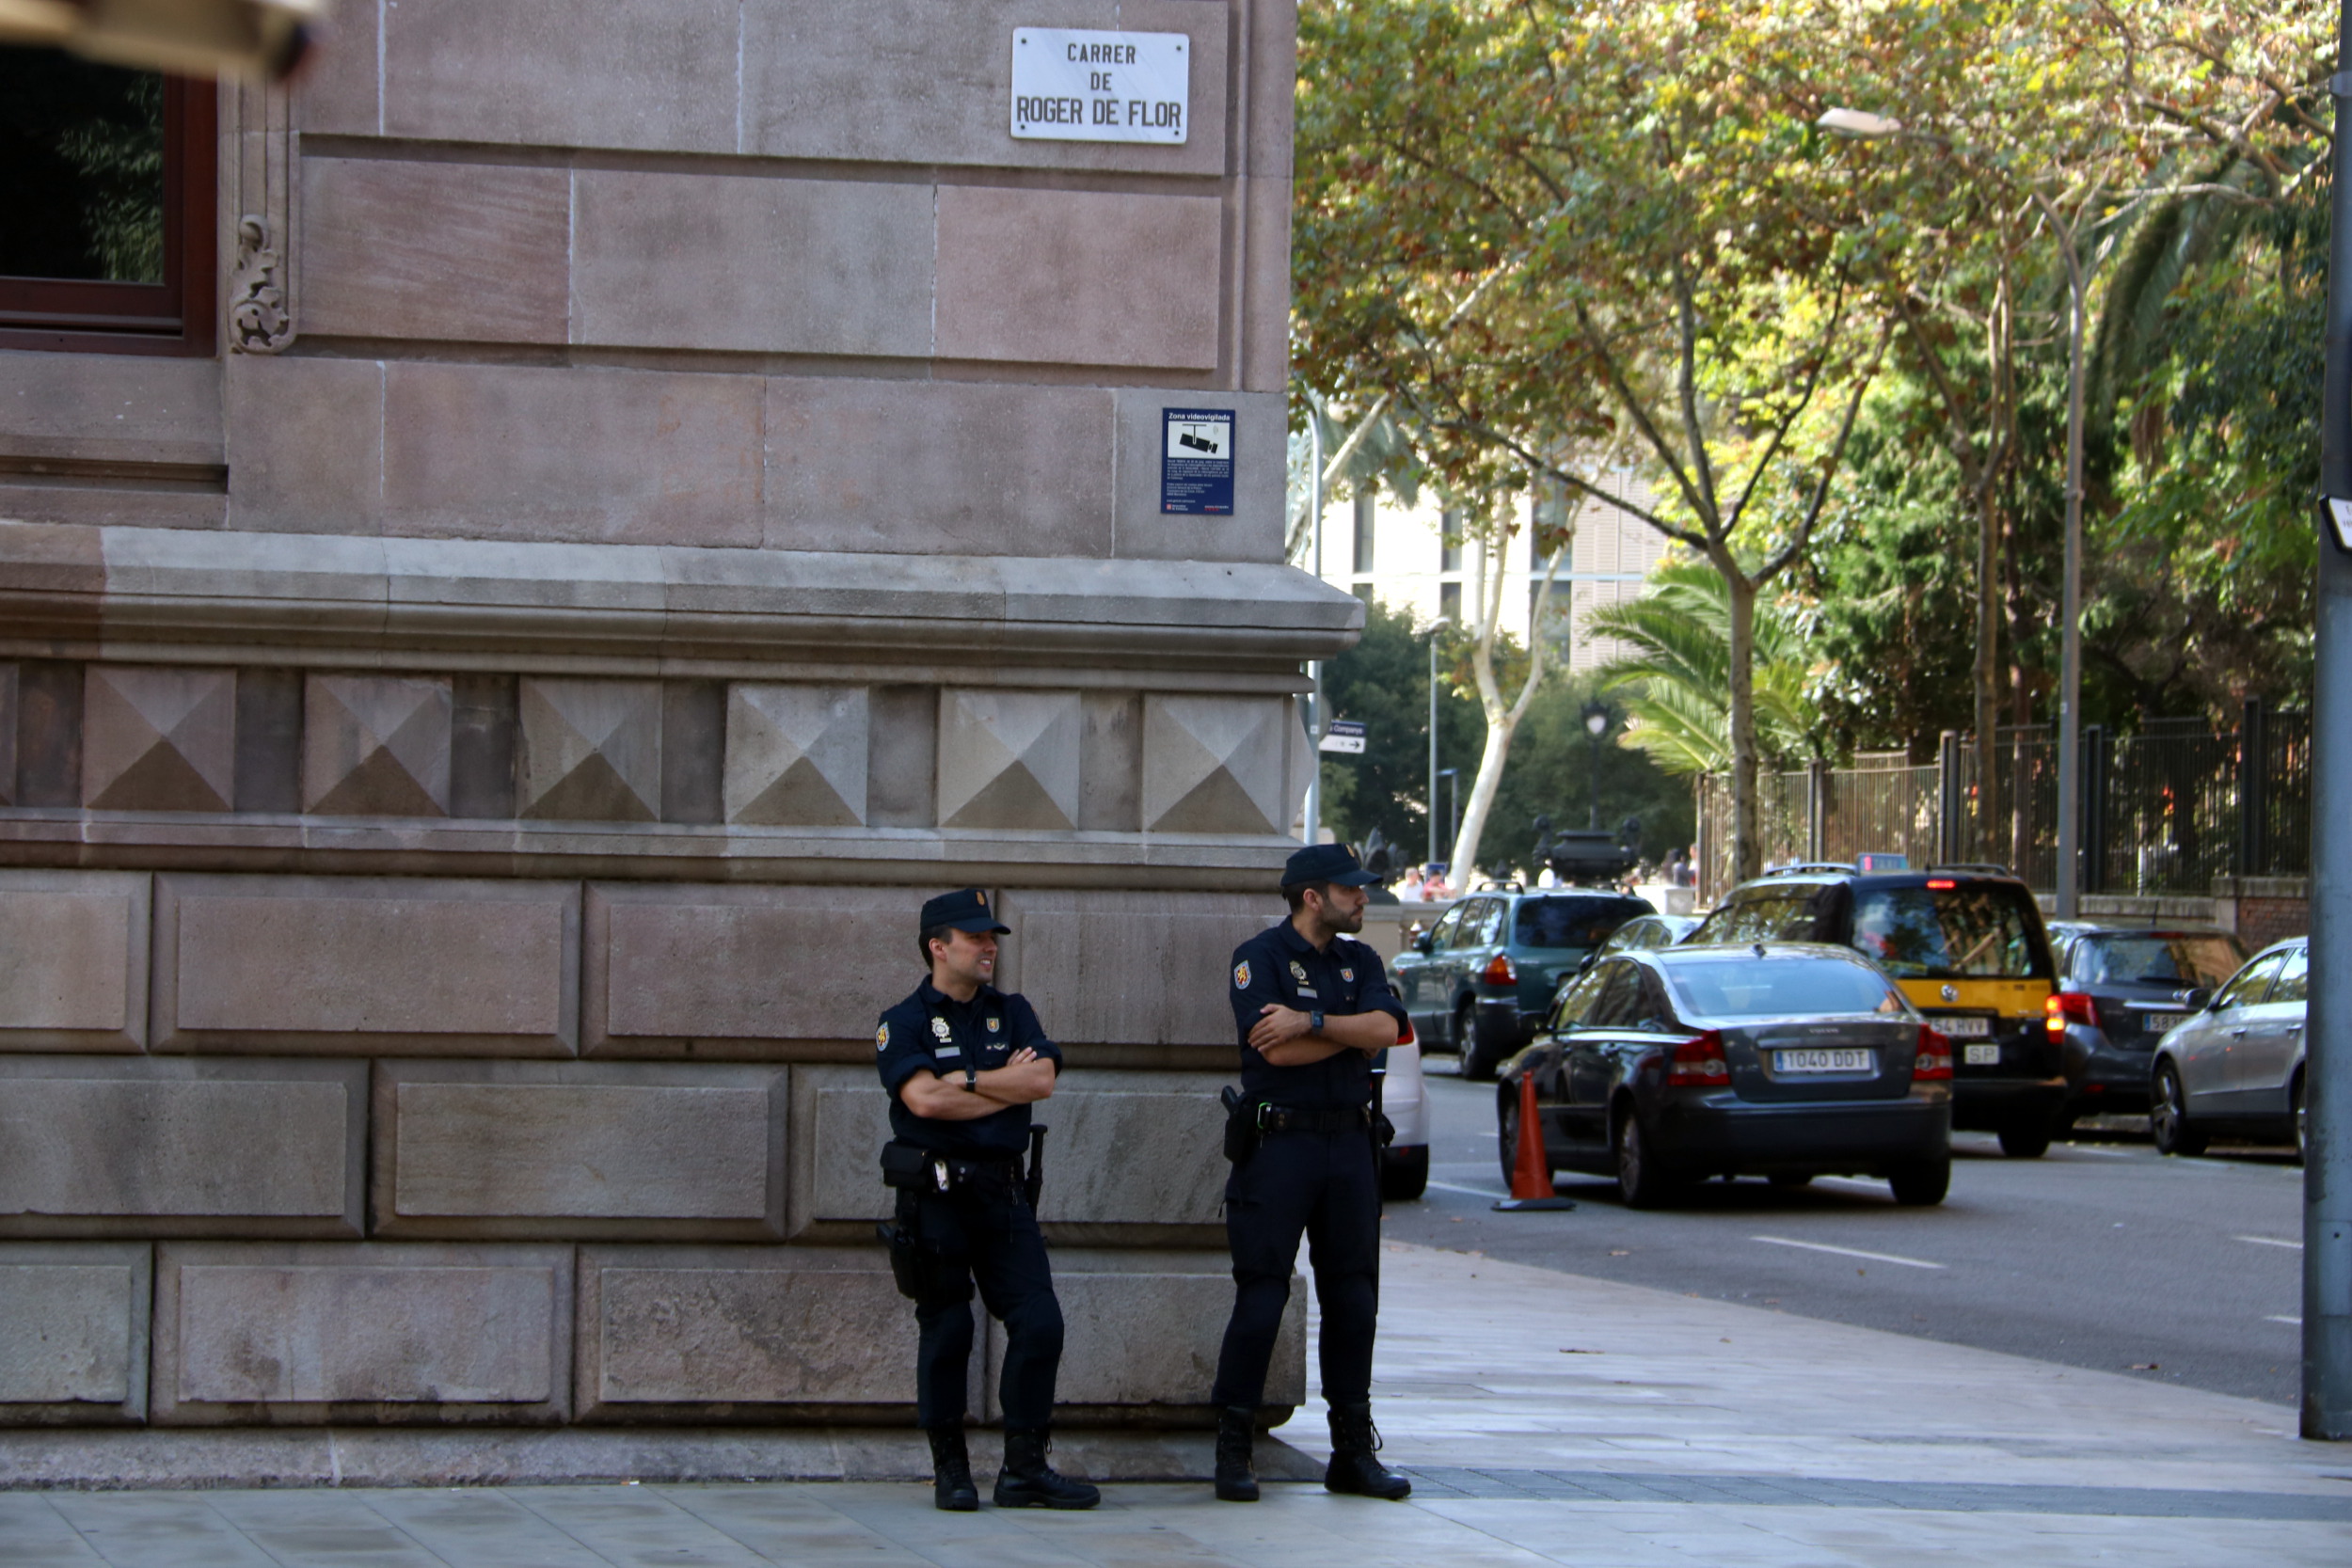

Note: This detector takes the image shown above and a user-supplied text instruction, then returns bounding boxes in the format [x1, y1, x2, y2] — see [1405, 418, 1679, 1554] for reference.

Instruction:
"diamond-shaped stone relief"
[517, 678, 662, 822]
[937, 689, 1080, 832]
[1141, 695, 1290, 835]
[82, 666, 236, 813]
[303, 674, 453, 816]
[724, 685, 868, 827]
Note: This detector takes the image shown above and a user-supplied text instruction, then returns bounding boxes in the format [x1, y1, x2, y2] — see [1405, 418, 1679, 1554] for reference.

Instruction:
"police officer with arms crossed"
[874, 889, 1100, 1513]
[1211, 843, 1413, 1503]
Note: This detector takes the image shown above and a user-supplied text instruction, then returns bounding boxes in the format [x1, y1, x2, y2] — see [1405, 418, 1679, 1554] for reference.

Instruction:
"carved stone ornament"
[229, 215, 292, 354]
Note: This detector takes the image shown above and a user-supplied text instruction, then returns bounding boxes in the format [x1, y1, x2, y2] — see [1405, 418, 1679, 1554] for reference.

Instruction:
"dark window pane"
[2214, 953, 2283, 1012]
[2268, 947, 2308, 1005]
[2075, 934, 2246, 990]
[1850, 884, 2051, 979]
[1515, 895, 1648, 950]
[1666, 957, 1909, 1020]
[0, 49, 166, 283]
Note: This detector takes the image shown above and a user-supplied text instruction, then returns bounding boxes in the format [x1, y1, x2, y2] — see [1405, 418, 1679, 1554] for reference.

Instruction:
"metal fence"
[1696, 703, 2309, 904]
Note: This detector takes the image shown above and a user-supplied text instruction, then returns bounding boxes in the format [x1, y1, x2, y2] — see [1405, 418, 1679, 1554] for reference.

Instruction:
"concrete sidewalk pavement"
[4, 1240, 2349, 1565]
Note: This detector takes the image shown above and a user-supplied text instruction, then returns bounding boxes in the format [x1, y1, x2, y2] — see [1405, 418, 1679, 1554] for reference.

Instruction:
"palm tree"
[1585, 561, 1820, 776]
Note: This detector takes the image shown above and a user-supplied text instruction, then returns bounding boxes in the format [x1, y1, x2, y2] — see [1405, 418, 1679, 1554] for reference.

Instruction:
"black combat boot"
[927, 1426, 978, 1512]
[1324, 1402, 1412, 1500]
[993, 1428, 1102, 1509]
[1214, 1403, 1260, 1501]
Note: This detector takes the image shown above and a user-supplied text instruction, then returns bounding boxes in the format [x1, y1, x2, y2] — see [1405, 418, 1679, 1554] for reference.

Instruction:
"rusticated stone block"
[81, 665, 236, 813]
[0, 1057, 365, 1238]
[301, 157, 570, 343]
[761, 378, 1112, 558]
[1141, 694, 1292, 834]
[936, 689, 1080, 832]
[152, 1243, 572, 1424]
[935, 186, 1222, 369]
[517, 677, 663, 822]
[724, 685, 867, 827]
[373, 1061, 787, 1240]
[223, 353, 385, 536]
[381, 362, 762, 547]
[584, 883, 920, 1055]
[153, 875, 578, 1055]
[0, 869, 149, 1052]
[572, 171, 933, 356]
[382, 0, 737, 152]
[304, 673, 453, 816]
[576, 1245, 959, 1420]
[996, 890, 1279, 1048]
[0, 1243, 151, 1423]
[986, 1250, 1306, 1416]
[787, 1065, 1225, 1236]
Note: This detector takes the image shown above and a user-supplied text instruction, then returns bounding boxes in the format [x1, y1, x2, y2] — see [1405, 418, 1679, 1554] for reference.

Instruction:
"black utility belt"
[880, 1139, 1022, 1194]
[1254, 1102, 1374, 1134]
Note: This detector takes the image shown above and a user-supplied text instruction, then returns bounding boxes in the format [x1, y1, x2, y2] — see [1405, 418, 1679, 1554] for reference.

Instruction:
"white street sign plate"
[1011, 28, 1189, 143]
[1319, 720, 1366, 755]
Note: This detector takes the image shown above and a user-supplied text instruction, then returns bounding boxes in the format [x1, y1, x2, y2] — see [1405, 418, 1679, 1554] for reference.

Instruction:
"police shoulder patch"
[1232, 959, 1251, 989]
[1341, 966, 1355, 982]
[875, 1022, 890, 1052]
[988, 1016, 1001, 1033]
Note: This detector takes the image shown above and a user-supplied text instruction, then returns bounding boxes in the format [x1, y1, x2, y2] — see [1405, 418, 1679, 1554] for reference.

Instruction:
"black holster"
[1220, 1085, 1260, 1164]
[876, 1142, 977, 1307]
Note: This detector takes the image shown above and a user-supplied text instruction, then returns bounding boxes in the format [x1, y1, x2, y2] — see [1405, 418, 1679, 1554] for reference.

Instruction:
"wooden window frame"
[0, 75, 216, 356]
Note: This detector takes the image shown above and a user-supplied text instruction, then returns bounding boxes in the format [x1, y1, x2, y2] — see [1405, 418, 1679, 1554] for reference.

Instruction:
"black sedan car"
[2042, 922, 2246, 1124]
[1497, 943, 1953, 1208]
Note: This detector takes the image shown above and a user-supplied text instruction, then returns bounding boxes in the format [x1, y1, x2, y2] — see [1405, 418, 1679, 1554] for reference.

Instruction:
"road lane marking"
[2235, 1235, 2303, 1250]
[1427, 1180, 1510, 1199]
[1751, 1235, 1946, 1270]
[2268, 1315, 2303, 1326]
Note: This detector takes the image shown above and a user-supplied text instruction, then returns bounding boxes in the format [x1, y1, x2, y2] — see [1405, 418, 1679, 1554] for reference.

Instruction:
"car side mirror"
[2179, 986, 2212, 1011]
[1412, 934, 1433, 955]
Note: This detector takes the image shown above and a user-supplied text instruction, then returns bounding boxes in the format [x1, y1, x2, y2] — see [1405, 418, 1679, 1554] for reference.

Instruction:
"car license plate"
[1963, 1043, 2002, 1066]
[1774, 1049, 1874, 1074]
[1935, 1016, 1993, 1037]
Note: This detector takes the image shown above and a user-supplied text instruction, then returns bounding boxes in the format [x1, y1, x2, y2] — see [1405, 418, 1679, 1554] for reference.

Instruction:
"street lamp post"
[1427, 618, 1454, 870]
[1582, 700, 1612, 831]
[1817, 106, 2089, 916]
[1303, 409, 1327, 847]
[1438, 768, 1460, 877]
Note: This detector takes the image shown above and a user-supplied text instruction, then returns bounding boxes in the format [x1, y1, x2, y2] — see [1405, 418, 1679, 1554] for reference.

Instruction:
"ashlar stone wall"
[0, 0, 1340, 1434]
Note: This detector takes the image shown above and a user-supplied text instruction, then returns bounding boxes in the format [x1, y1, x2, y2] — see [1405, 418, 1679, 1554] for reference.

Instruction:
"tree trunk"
[1449, 718, 1517, 888]
[1722, 558, 1762, 882]
[1972, 488, 2001, 864]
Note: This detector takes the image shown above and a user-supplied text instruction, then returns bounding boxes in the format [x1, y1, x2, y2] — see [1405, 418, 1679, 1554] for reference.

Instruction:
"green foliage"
[1586, 561, 1821, 774]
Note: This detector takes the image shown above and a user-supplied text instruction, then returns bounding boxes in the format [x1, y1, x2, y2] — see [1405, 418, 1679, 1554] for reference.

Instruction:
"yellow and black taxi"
[1687, 863, 2066, 1156]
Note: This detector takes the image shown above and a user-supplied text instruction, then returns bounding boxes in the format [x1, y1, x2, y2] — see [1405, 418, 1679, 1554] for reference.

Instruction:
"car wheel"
[1887, 1158, 1950, 1206]
[1613, 1107, 1673, 1209]
[1459, 1002, 1497, 1081]
[1381, 1145, 1429, 1201]
[2292, 1071, 2308, 1167]
[1996, 1118, 2052, 1159]
[2151, 1063, 2207, 1157]
[1767, 1172, 1813, 1189]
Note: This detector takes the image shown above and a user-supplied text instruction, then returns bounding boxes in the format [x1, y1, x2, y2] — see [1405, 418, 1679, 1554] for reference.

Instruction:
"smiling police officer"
[874, 888, 1099, 1513]
[1210, 843, 1413, 1503]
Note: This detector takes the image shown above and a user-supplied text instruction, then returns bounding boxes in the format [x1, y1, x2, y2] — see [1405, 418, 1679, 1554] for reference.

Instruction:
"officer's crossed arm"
[897, 1050, 1058, 1119]
[1248, 1006, 1398, 1064]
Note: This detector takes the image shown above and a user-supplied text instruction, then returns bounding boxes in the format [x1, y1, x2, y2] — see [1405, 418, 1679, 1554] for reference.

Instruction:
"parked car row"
[1394, 862, 2299, 1212]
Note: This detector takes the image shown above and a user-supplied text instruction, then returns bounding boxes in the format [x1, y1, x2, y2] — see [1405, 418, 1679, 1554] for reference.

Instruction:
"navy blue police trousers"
[1211, 1125, 1380, 1408]
[911, 1180, 1064, 1431]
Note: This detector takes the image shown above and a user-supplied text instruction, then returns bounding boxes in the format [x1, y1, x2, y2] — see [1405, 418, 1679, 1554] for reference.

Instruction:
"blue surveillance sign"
[1161, 408, 1234, 515]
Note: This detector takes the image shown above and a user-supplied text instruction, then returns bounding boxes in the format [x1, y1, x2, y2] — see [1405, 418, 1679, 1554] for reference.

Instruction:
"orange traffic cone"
[1493, 1069, 1575, 1212]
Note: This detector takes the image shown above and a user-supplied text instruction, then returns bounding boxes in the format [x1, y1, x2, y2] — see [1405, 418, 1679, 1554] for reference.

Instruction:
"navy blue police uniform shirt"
[1228, 921, 1408, 1108]
[875, 979, 1061, 1157]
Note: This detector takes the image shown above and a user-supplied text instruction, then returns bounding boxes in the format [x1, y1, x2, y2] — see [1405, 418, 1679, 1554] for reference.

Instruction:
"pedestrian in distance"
[1210, 843, 1415, 1504]
[873, 888, 1100, 1513]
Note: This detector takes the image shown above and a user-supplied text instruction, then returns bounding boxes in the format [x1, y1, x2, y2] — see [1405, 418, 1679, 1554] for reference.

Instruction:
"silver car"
[2148, 937, 2308, 1162]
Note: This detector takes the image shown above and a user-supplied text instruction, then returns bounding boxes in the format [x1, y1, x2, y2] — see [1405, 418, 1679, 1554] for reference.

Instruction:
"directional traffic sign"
[1319, 719, 1366, 754]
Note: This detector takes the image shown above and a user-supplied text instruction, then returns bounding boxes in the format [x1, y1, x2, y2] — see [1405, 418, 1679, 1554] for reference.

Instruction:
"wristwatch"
[1309, 1009, 1327, 1034]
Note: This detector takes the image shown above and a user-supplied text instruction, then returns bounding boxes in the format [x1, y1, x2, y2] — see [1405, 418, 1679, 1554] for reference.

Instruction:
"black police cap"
[920, 887, 1010, 935]
[1281, 843, 1380, 888]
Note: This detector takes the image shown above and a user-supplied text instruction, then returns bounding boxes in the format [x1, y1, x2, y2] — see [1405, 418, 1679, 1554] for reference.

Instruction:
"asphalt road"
[1387, 1065, 2308, 1407]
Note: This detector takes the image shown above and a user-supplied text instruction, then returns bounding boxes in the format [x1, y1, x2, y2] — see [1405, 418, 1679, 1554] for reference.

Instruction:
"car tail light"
[2044, 991, 2097, 1037]
[1925, 878, 1957, 890]
[1914, 1025, 1952, 1081]
[1481, 953, 1518, 987]
[1666, 1029, 1730, 1086]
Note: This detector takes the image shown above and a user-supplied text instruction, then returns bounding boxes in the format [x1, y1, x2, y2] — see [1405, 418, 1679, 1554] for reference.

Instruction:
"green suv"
[1394, 884, 1654, 1079]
